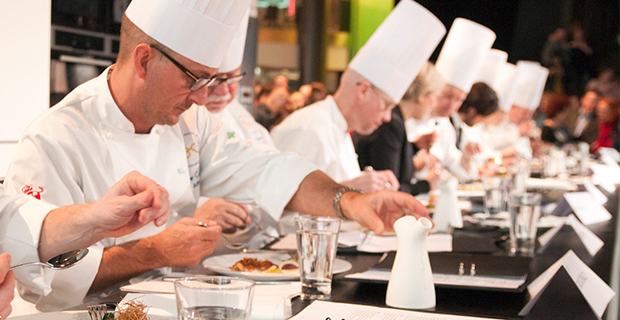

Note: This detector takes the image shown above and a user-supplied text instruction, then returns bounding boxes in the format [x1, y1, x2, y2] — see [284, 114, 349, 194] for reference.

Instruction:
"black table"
[291, 186, 620, 320]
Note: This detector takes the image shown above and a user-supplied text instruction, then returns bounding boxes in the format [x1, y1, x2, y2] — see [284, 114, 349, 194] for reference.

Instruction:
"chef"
[271, 0, 446, 193]
[199, 10, 279, 250]
[0, 171, 170, 318]
[416, 18, 496, 181]
[4, 0, 429, 310]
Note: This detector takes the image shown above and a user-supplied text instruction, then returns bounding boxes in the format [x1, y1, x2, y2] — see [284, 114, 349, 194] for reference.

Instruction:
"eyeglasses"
[150, 45, 218, 91]
[211, 72, 246, 87]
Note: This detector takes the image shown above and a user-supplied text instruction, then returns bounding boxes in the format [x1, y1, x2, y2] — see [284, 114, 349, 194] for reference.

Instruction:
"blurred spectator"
[288, 91, 306, 111]
[564, 23, 595, 96]
[565, 89, 600, 144]
[586, 67, 620, 100]
[304, 82, 328, 106]
[541, 94, 573, 146]
[591, 98, 619, 154]
[254, 83, 273, 107]
[273, 75, 289, 91]
[299, 84, 312, 102]
[541, 28, 568, 68]
[253, 87, 290, 130]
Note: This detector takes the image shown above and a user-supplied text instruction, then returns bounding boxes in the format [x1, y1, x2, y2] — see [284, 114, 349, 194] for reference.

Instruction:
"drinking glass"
[294, 215, 341, 300]
[482, 176, 504, 218]
[174, 276, 255, 320]
[507, 192, 542, 255]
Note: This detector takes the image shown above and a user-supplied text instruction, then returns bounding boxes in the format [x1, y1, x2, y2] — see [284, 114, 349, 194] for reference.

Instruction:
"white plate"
[9, 311, 173, 320]
[203, 252, 352, 281]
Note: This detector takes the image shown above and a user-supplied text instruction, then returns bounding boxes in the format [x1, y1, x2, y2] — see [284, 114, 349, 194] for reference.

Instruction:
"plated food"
[230, 256, 299, 274]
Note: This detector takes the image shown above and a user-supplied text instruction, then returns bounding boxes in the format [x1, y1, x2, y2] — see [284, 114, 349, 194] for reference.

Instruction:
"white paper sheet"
[289, 300, 503, 320]
[523, 250, 615, 318]
[344, 270, 525, 290]
[590, 163, 620, 193]
[356, 233, 452, 253]
[563, 192, 612, 225]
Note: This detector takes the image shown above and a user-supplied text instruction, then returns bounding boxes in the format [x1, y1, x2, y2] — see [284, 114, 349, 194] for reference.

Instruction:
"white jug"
[385, 215, 435, 309]
[433, 176, 462, 232]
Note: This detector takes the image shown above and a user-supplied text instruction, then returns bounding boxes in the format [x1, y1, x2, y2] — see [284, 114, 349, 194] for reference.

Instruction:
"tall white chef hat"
[219, 8, 250, 72]
[495, 63, 518, 112]
[125, 0, 251, 68]
[512, 61, 550, 110]
[475, 49, 508, 91]
[348, 0, 446, 103]
[435, 18, 496, 93]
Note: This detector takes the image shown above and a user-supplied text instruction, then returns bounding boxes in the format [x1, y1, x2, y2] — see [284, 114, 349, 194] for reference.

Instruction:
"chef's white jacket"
[407, 117, 470, 181]
[213, 99, 275, 148]
[0, 186, 56, 306]
[477, 116, 532, 159]
[3, 68, 317, 310]
[271, 96, 361, 183]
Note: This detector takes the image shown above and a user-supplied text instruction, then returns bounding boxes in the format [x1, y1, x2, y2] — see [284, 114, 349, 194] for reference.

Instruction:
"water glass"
[482, 176, 504, 217]
[174, 276, 255, 320]
[295, 215, 341, 300]
[507, 192, 542, 255]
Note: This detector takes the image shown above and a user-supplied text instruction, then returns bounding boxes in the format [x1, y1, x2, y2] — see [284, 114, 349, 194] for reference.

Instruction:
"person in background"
[272, 0, 447, 194]
[304, 81, 328, 106]
[273, 75, 289, 91]
[4, 0, 430, 310]
[253, 87, 290, 130]
[288, 91, 307, 111]
[253, 83, 273, 108]
[355, 62, 444, 196]
[0, 171, 170, 318]
[541, 94, 574, 146]
[591, 98, 619, 154]
[586, 67, 619, 100]
[565, 89, 600, 144]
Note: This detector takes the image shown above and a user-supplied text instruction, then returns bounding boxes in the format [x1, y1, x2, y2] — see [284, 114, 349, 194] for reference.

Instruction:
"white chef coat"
[213, 99, 275, 148]
[3, 68, 317, 310]
[0, 186, 56, 305]
[413, 117, 470, 181]
[270, 96, 361, 183]
[477, 116, 532, 159]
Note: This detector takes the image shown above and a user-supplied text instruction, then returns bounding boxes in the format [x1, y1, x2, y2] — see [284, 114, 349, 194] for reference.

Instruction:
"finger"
[0, 253, 11, 283]
[0, 270, 15, 308]
[0, 304, 13, 320]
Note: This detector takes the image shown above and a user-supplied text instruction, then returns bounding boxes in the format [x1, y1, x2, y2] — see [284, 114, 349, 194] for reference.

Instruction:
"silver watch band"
[332, 187, 365, 220]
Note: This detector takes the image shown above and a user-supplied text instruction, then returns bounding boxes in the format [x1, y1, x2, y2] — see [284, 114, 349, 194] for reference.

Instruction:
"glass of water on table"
[174, 276, 255, 320]
[295, 215, 341, 300]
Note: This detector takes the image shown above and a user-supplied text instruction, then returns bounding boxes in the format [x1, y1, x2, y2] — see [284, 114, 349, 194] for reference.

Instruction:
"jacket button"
[106, 132, 114, 139]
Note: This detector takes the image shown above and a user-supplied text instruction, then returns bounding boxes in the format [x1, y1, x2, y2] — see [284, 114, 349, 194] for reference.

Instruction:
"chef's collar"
[98, 66, 144, 133]
[326, 96, 349, 134]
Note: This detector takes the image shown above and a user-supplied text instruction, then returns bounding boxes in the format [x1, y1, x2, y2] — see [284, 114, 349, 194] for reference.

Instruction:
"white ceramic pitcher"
[385, 215, 435, 309]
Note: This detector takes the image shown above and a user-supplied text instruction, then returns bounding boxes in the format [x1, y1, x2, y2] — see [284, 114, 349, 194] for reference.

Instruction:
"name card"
[537, 214, 604, 256]
[563, 192, 612, 225]
[521, 250, 615, 318]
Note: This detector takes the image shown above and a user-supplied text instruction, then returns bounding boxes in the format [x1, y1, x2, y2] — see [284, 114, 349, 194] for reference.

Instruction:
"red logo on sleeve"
[22, 185, 43, 200]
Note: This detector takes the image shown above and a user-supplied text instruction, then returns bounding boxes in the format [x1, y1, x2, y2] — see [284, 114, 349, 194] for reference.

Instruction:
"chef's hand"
[343, 170, 400, 193]
[460, 142, 481, 170]
[413, 132, 436, 150]
[91, 171, 171, 238]
[0, 253, 15, 319]
[194, 198, 251, 232]
[339, 190, 431, 235]
[413, 149, 438, 170]
[149, 218, 221, 268]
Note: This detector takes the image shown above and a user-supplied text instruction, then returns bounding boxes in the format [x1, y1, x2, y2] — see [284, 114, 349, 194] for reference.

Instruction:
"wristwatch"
[332, 187, 365, 220]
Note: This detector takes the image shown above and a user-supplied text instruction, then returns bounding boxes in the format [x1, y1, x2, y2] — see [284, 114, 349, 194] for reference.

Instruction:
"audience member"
[254, 87, 290, 130]
[273, 75, 289, 91]
[541, 94, 573, 146]
[591, 98, 619, 154]
[355, 62, 444, 195]
[586, 67, 619, 100]
[564, 23, 595, 95]
[304, 82, 328, 106]
[565, 89, 600, 144]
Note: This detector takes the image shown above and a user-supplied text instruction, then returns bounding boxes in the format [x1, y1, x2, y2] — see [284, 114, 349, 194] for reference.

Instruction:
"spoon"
[10, 249, 89, 271]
